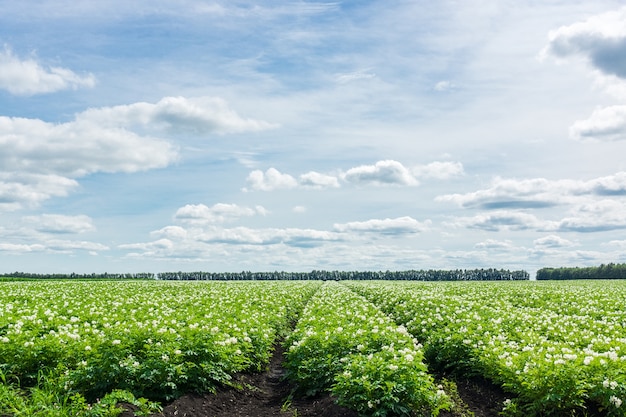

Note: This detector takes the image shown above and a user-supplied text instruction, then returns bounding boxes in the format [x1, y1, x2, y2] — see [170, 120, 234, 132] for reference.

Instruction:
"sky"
[2, 0, 626, 277]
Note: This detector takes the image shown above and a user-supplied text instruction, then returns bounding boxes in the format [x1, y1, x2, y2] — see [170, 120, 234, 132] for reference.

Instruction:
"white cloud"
[174, 203, 265, 224]
[78, 96, 277, 135]
[0, 46, 95, 95]
[569, 105, 626, 141]
[542, 6, 626, 79]
[299, 171, 340, 189]
[533, 235, 576, 248]
[243, 160, 463, 193]
[412, 161, 464, 179]
[605, 239, 626, 249]
[194, 226, 342, 248]
[333, 216, 430, 234]
[0, 114, 176, 210]
[0, 243, 45, 253]
[0, 115, 177, 177]
[46, 240, 109, 253]
[0, 173, 78, 211]
[436, 172, 626, 210]
[342, 160, 419, 187]
[335, 70, 376, 84]
[1, 96, 274, 211]
[436, 176, 562, 209]
[22, 214, 95, 234]
[474, 239, 515, 250]
[119, 239, 174, 251]
[151, 226, 188, 240]
[556, 199, 626, 232]
[447, 211, 544, 232]
[244, 168, 298, 191]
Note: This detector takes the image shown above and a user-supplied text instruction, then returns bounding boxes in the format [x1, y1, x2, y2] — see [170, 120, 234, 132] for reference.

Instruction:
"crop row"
[283, 281, 451, 416]
[0, 280, 319, 405]
[346, 280, 626, 416]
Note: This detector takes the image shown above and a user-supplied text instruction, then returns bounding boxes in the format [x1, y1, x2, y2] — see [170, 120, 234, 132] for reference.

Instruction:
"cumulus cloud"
[542, 6, 626, 79]
[0, 173, 79, 211]
[448, 211, 543, 232]
[0, 115, 177, 177]
[0, 46, 95, 95]
[0, 243, 45, 253]
[45, 240, 109, 253]
[0, 115, 176, 210]
[1, 96, 274, 210]
[333, 216, 430, 234]
[299, 171, 340, 189]
[244, 168, 298, 191]
[174, 203, 266, 223]
[555, 199, 626, 232]
[151, 226, 188, 240]
[569, 105, 626, 141]
[78, 96, 277, 135]
[199, 227, 341, 247]
[474, 239, 515, 250]
[437, 172, 626, 210]
[445, 198, 626, 234]
[22, 214, 96, 234]
[244, 160, 465, 192]
[342, 160, 419, 187]
[533, 235, 576, 248]
[412, 161, 464, 179]
[436, 176, 562, 209]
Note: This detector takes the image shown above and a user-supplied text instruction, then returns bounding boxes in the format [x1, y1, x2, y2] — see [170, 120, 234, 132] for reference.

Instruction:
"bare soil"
[118, 344, 507, 417]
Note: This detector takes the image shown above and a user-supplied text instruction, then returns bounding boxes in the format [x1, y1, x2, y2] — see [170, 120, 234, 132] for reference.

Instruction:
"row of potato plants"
[0, 280, 320, 411]
[345, 280, 626, 416]
[283, 281, 451, 416]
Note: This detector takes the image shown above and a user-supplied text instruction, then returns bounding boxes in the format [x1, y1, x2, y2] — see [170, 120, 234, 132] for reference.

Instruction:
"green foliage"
[537, 263, 626, 280]
[0, 280, 319, 410]
[0, 369, 158, 417]
[347, 280, 626, 416]
[333, 349, 450, 416]
[284, 282, 450, 415]
[158, 268, 530, 281]
[3, 279, 626, 416]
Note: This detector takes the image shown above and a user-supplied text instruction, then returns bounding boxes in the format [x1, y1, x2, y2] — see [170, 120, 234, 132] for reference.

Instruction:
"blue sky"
[2, 0, 626, 276]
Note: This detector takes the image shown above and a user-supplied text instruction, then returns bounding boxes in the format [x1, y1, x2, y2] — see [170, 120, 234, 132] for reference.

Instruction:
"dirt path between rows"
[118, 342, 508, 417]
[123, 344, 358, 417]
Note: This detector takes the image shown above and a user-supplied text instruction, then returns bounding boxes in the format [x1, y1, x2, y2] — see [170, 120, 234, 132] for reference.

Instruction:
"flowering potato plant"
[0, 280, 319, 405]
[347, 280, 626, 416]
[284, 282, 450, 416]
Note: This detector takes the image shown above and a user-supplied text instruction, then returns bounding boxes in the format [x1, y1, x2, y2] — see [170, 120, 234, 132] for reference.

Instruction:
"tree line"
[156, 268, 530, 281]
[536, 263, 626, 280]
[1, 268, 530, 281]
[1, 272, 155, 280]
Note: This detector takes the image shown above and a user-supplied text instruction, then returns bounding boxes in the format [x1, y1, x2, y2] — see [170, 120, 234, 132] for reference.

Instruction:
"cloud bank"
[0, 96, 275, 210]
[244, 160, 464, 191]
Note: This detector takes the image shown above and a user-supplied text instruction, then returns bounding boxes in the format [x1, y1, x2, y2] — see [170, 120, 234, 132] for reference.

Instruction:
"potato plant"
[0, 280, 319, 407]
[346, 280, 626, 416]
[284, 281, 451, 416]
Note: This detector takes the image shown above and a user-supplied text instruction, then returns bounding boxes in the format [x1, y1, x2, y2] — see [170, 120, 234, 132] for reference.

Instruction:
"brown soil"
[120, 346, 506, 417]
[440, 377, 508, 417]
[123, 344, 358, 417]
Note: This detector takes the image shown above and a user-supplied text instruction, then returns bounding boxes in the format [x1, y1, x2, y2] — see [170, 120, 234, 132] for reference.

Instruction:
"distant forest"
[2, 268, 529, 281]
[536, 263, 626, 280]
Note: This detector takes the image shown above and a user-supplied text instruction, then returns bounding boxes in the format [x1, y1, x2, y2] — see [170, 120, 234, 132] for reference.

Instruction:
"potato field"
[1, 280, 625, 416]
